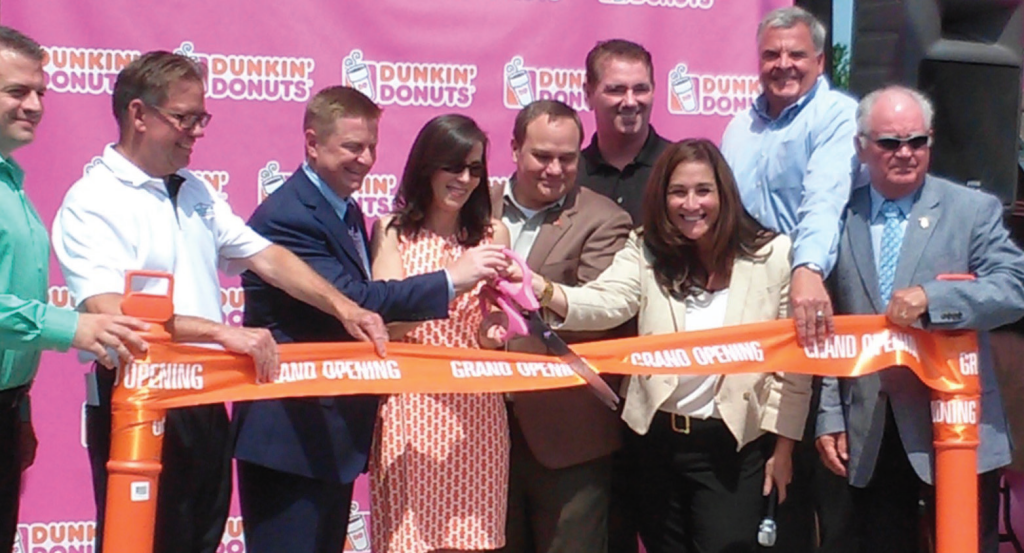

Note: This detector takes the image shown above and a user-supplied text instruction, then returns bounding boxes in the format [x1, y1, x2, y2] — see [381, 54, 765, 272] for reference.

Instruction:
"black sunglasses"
[872, 134, 931, 152]
[440, 162, 485, 178]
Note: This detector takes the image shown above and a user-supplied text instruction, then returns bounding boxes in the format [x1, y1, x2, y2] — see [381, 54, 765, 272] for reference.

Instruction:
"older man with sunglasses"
[816, 85, 1024, 553]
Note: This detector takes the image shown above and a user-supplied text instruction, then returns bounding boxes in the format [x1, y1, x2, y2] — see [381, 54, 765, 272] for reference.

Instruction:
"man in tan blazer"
[497, 100, 632, 553]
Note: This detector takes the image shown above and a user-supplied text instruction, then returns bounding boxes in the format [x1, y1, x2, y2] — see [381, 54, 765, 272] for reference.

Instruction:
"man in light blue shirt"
[721, 7, 857, 345]
[721, 7, 858, 553]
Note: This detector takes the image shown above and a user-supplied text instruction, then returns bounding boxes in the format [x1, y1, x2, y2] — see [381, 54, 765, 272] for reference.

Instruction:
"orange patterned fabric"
[369, 229, 509, 553]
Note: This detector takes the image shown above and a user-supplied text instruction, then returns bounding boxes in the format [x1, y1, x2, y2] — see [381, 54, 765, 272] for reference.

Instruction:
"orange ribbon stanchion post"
[931, 274, 981, 553]
[106, 271, 983, 553]
[932, 354, 980, 553]
[103, 272, 175, 553]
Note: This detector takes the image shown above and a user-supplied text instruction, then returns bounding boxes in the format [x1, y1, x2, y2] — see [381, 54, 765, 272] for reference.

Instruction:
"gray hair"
[856, 85, 935, 140]
[757, 7, 827, 55]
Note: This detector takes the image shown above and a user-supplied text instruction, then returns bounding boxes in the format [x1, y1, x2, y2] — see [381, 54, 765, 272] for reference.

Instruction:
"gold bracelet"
[538, 278, 554, 308]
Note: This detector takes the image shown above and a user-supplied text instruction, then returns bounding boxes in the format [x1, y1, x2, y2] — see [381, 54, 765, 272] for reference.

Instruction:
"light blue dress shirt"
[302, 162, 454, 299]
[721, 77, 859, 275]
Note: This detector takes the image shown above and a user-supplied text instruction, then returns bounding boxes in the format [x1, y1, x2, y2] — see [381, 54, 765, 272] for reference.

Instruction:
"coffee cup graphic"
[505, 56, 534, 107]
[670, 64, 699, 113]
[259, 161, 287, 203]
[347, 502, 370, 551]
[344, 50, 375, 101]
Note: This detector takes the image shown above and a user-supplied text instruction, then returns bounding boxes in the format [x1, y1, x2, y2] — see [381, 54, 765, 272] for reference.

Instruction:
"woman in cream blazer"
[536, 139, 811, 553]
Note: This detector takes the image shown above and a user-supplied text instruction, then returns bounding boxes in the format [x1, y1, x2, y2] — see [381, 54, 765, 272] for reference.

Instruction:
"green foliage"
[832, 43, 851, 90]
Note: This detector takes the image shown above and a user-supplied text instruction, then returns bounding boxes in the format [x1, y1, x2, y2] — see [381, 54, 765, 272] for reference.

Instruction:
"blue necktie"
[344, 200, 371, 275]
[878, 200, 904, 305]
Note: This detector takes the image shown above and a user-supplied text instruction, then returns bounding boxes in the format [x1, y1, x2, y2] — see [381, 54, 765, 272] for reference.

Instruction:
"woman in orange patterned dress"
[369, 114, 511, 553]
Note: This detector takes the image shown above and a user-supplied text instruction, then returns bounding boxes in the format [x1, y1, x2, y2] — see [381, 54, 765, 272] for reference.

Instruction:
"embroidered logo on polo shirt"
[194, 203, 214, 219]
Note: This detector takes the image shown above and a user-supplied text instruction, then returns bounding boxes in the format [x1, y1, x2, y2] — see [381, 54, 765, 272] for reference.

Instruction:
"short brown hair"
[304, 86, 381, 136]
[641, 138, 776, 297]
[112, 51, 205, 129]
[512, 100, 583, 147]
[585, 39, 654, 89]
[0, 26, 43, 62]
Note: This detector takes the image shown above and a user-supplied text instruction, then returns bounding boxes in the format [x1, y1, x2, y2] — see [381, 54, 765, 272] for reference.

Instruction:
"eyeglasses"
[871, 133, 931, 152]
[440, 162, 485, 178]
[147, 104, 212, 130]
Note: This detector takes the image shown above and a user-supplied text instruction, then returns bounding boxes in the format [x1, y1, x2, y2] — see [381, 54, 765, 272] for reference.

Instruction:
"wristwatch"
[538, 277, 554, 308]
[795, 262, 824, 277]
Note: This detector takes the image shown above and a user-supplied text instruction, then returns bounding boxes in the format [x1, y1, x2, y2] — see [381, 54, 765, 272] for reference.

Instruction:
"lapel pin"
[918, 217, 929, 229]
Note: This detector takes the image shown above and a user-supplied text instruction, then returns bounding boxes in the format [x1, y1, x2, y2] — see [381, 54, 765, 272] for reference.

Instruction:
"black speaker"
[850, 0, 1024, 204]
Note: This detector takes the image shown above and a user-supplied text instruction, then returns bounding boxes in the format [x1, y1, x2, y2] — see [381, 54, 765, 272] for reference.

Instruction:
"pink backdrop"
[0, 1, 790, 551]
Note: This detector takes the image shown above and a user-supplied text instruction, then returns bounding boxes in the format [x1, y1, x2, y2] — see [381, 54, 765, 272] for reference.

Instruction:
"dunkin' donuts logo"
[16, 521, 95, 552]
[342, 49, 477, 108]
[194, 170, 230, 201]
[502, 56, 588, 111]
[41, 45, 141, 95]
[15, 515, 371, 553]
[222, 286, 244, 327]
[48, 285, 75, 309]
[257, 161, 293, 204]
[175, 42, 315, 102]
[353, 174, 399, 220]
[666, 62, 760, 116]
[598, 0, 714, 8]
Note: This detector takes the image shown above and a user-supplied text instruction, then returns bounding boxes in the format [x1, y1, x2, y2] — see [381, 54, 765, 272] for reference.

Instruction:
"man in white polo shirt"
[51, 51, 386, 553]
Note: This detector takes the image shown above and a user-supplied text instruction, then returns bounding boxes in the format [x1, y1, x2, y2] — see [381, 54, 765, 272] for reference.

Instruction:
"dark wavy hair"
[389, 114, 492, 246]
[641, 138, 777, 298]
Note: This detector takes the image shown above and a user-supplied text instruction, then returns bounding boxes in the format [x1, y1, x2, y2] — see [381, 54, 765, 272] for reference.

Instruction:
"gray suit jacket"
[817, 175, 1024, 486]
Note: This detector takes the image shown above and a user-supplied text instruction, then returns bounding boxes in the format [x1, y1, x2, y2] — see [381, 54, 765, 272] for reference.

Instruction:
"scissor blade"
[525, 313, 620, 410]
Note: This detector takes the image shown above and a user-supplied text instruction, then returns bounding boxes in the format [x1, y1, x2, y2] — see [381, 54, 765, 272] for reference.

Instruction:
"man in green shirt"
[0, 26, 149, 552]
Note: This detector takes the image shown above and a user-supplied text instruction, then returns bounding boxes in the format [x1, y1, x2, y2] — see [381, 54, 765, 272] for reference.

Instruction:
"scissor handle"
[480, 285, 530, 339]
[495, 248, 540, 312]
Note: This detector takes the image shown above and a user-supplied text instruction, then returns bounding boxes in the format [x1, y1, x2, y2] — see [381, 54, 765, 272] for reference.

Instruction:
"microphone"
[757, 487, 779, 547]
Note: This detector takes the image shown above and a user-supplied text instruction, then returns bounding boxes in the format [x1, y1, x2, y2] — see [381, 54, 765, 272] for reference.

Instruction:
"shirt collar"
[0, 153, 25, 191]
[100, 144, 175, 190]
[868, 184, 916, 223]
[303, 161, 351, 219]
[582, 125, 665, 169]
[504, 174, 566, 216]
[753, 76, 827, 124]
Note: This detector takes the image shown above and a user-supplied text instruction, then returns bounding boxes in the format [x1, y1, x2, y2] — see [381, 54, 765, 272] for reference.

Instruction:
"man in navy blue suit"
[233, 86, 508, 553]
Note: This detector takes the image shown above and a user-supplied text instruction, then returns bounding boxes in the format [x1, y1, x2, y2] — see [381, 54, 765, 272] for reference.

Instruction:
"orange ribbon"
[114, 314, 979, 409]
[103, 313, 983, 553]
